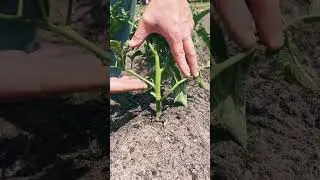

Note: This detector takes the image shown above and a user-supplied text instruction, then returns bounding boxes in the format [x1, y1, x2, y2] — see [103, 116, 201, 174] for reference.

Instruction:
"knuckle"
[133, 32, 144, 40]
[174, 48, 185, 55]
[141, 15, 154, 25]
[175, 54, 185, 61]
[188, 53, 197, 59]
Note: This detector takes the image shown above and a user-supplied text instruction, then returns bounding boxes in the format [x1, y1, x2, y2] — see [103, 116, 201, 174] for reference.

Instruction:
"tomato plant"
[110, 2, 211, 123]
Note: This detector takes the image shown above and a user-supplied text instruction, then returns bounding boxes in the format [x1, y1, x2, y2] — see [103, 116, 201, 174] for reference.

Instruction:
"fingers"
[169, 40, 191, 77]
[215, 0, 257, 49]
[183, 37, 199, 77]
[110, 76, 148, 94]
[129, 20, 152, 48]
[247, 0, 284, 50]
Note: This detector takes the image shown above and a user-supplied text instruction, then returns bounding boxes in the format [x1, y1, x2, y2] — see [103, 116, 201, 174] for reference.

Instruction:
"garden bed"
[0, 0, 211, 179]
[212, 0, 320, 179]
[109, 4, 211, 179]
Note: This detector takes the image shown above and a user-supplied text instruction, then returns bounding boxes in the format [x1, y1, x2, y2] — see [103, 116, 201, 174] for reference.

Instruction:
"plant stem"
[46, 22, 158, 91]
[37, 0, 49, 20]
[211, 47, 256, 80]
[128, 20, 164, 120]
[44, 23, 110, 63]
[0, 13, 21, 19]
[286, 14, 320, 27]
[125, 69, 155, 88]
[128, 21, 137, 29]
[66, 0, 74, 25]
[17, 0, 23, 17]
[148, 42, 162, 120]
[156, 100, 162, 120]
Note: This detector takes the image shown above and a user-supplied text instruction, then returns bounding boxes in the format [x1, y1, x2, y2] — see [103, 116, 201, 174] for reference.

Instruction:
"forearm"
[0, 53, 107, 102]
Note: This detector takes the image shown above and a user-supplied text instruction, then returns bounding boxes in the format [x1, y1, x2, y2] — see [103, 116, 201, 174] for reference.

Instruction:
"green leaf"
[197, 73, 209, 90]
[150, 92, 157, 99]
[216, 95, 248, 147]
[128, 50, 143, 60]
[211, 48, 256, 80]
[110, 1, 130, 38]
[193, 9, 210, 27]
[276, 31, 319, 91]
[195, 25, 210, 48]
[110, 40, 122, 57]
[212, 51, 255, 148]
[172, 80, 188, 107]
[109, 40, 129, 69]
[211, 19, 255, 147]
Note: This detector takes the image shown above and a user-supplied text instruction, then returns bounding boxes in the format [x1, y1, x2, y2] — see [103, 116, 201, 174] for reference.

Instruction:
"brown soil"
[110, 13, 211, 179]
[212, 0, 320, 179]
[0, 1, 211, 180]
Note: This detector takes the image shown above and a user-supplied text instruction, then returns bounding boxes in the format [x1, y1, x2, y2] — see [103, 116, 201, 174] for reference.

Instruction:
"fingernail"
[267, 34, 284, 51]
[194, 71, 199, 77]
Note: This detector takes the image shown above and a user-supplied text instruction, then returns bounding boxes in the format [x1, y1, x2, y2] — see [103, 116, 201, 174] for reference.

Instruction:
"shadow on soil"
[0, 96, 108, 179]
[110, 91, 180, 133]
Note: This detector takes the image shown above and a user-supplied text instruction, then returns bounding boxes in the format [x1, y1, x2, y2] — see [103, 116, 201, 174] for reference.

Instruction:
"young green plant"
[110, 2, 211, 123]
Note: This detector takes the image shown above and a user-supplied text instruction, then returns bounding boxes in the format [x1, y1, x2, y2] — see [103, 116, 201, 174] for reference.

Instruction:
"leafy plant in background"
[211, 0, 320, 148]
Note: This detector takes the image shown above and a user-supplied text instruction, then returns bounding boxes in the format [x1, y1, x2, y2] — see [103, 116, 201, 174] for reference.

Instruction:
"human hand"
[215, 0, 284, 50]
[0, 47, 108, 102]
[129, 0, 198, 77]
[110, 76, 147, 94]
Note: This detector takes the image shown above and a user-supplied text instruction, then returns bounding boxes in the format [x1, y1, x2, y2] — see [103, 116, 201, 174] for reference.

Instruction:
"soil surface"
[110, 11, 211, 179]
[0, 1, 211, 180]
[212, 0, 320, 179]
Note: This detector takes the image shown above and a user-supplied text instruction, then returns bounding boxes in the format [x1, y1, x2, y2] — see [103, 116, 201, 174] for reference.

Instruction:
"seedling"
[110, 2, 210, 122]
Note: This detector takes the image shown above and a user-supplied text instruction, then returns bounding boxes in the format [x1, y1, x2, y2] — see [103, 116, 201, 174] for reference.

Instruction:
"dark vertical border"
[106, 0, 111, 179]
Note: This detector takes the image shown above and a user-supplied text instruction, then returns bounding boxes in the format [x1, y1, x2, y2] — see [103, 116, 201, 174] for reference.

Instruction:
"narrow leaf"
[193, 9, 210, 27]
[276, 31, 319, 91]
[172, 80, 188, 107]
[195, 25, 210, 48]
[211, 48, 256, 80]
[197, 73, 209, 90]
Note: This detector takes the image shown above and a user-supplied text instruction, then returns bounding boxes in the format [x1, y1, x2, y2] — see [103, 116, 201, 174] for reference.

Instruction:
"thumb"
[129, 21, 151, 48]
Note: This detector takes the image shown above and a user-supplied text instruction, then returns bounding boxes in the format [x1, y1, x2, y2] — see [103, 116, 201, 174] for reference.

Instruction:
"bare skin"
[129, 0, 198, 77]
[0, 0, 283, 102]
[110, 76, 147, 94]
[215, 0, 283, 50]
[0, 48, 107, 102]
[117, 0, 284, 92]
